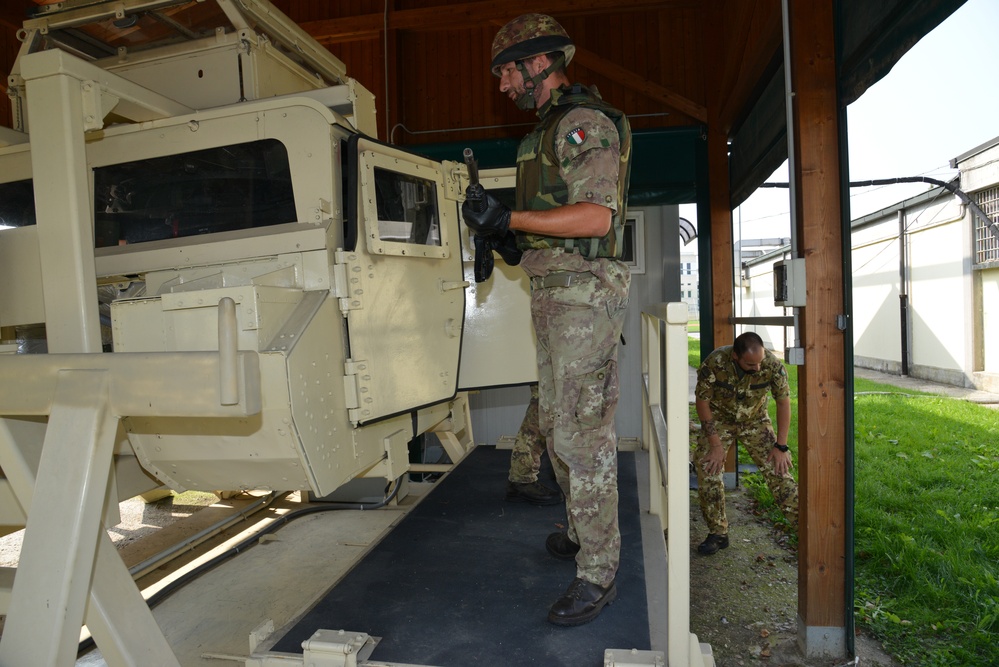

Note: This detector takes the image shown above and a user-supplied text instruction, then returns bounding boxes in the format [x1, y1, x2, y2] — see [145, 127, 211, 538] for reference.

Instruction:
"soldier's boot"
[545, 531, 580, 560]
[697, 533, 729, 556]
[506, 480, 562, 506]
[548, 577, 617, 626]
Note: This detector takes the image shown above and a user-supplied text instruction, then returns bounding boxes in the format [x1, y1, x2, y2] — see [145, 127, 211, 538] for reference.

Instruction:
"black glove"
[462, 188, 511, 238]
[472, 231, 522, 283]
[491, 230, 522, 267]
[473, 233, 495, 283]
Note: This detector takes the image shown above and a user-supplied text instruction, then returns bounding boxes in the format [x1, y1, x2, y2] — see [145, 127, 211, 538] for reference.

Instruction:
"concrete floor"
[853, 366, 999, 406]
[76, 486, 434, 666]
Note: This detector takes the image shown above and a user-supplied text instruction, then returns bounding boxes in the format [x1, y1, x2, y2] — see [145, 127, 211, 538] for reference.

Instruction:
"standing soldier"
[461, 14, 632, 625]
[505, 384, 562, 505]
[694, 332, 799, 555]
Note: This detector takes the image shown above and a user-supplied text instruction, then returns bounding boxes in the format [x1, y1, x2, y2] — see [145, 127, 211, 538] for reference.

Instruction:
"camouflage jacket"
[515, 84, 632, 260]
[694, 346, 789, 424]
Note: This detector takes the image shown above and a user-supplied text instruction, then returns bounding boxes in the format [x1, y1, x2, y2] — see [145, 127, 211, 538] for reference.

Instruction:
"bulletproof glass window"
[93, 139, 296, 248]
[0, 180, 36, 229]
[373, 167, 440, 247]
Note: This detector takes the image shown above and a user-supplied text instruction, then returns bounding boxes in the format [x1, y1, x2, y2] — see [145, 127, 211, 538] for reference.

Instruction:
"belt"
[530, 271, 597, 289]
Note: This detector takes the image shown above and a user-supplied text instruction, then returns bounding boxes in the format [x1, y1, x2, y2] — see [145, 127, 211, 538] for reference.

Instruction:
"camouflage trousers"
[508, 384, 546, 484]
[531, 260, 630, 588]
[694, 418, 799, 535]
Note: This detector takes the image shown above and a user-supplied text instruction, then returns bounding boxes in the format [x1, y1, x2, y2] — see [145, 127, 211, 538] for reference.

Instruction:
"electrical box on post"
[773, 258, 806, 307]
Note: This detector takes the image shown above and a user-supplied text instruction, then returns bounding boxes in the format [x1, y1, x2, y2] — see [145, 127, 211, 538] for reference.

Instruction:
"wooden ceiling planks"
[0, 1, 754, 144]
[713, 0, 782, 133]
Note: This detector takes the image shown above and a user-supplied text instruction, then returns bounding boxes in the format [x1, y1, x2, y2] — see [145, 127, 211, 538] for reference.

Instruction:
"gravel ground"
[688, 478, 900, 667]
[0, 489, 220, 568]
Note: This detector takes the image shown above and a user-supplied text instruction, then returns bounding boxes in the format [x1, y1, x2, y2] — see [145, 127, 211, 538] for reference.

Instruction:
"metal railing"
[640, 302, 711, 667]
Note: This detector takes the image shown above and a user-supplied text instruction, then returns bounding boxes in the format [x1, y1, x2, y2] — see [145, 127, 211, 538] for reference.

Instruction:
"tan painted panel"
[457, 168, 537, 389]
[344, 139, 465, 424]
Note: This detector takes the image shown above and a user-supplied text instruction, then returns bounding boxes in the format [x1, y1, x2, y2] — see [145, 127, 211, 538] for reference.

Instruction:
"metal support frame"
[19, 46, 191, 354]
[0, 372, 181, 666]
[0, 348, 261, 666]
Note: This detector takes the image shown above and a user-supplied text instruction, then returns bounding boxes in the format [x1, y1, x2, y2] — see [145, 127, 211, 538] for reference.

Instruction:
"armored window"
[0, 180, 36, 229]
[973, 185, 999, 266]
[354, 139, 451, 259]
[93, 139, 296, 248]
[373, 168, 440, 247]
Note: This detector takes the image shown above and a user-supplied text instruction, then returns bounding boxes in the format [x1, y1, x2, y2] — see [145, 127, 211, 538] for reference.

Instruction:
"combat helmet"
[490, 13, 575, 77]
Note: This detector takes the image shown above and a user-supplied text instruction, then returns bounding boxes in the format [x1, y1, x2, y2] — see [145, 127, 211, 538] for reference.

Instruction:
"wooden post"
[787, 0, 848, 659]
[703, 0, 735, 356]
[706, 126, 734, 354]
[704, 1, 736, 475]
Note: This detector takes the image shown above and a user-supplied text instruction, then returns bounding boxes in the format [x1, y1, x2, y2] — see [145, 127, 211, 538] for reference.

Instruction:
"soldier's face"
[497, 61, 525, 101]
[497, 57, 544, 106]
[732, 347, 765, 374]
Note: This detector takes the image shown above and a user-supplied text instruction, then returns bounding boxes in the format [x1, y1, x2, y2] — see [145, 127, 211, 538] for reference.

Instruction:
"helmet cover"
[490, 13, 575, 77]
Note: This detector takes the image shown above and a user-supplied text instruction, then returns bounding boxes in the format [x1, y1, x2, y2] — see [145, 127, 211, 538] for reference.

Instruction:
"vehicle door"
[455, 167, 538, 390]
[342, 137, 467, 424]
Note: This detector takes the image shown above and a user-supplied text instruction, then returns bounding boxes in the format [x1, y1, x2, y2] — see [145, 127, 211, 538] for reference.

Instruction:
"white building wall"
[983, 269, 999, 373]
[739, 177, 992, 388]
[680, 252, 699, 319]
[739, 188, 971, 381]
[907, 214, 968, 374]
[852, 229, 901, 367]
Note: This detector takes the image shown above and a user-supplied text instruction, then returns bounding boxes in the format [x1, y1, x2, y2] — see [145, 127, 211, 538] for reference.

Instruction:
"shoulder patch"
[565, 127, 586, 145]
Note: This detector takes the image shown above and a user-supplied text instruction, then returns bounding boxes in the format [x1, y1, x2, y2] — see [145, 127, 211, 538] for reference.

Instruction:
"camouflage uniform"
[694, 346, 799, 535]
[508, 383, 545, 484]
[515, 84, 632, 588]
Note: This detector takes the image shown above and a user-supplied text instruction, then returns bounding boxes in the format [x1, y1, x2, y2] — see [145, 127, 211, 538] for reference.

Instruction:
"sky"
[681, 0, 999, 246]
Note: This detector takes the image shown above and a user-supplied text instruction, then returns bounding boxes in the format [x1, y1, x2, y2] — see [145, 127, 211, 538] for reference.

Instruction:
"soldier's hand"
[464, 182, 486, 214]
[462, 190, 511, 238]
[491, 230, 522, 266]
[701, 439, 726, 476]
[767, 447, 793, 476]
[473, 233, 495, 283]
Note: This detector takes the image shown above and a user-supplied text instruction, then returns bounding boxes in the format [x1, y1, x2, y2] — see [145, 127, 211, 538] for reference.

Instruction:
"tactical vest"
[515, 84, 633, 260]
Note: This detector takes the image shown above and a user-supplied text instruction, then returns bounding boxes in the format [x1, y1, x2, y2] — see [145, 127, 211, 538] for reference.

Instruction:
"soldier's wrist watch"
[773, 443, 789, 453]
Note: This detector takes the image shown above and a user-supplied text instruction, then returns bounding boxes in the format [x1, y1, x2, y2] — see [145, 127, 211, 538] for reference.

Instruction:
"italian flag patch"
[565, 127, 586, 145]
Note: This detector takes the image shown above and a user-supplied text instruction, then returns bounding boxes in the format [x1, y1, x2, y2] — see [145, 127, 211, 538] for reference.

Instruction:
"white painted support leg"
[86, 531, 180, 666]
[0, 370, 178, 666]
[0, 370, 116, 665]
[432, 394, 475, 463]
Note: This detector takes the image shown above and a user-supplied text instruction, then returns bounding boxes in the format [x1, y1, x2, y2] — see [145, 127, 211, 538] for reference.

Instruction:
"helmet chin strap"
[513, 53, 566, 110]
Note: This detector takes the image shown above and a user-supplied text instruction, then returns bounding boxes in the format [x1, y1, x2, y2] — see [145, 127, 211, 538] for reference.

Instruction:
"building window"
[974, 185, 999, 266]
[621, 211, 646, 274]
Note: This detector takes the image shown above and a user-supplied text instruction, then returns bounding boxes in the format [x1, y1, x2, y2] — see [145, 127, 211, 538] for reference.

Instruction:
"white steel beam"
[0, 370, 117, 665]
[0, 413, 180, 666]
[23, 57, 101, 353]
[19, 47, 191, 353]
[0, 351, 262, 417]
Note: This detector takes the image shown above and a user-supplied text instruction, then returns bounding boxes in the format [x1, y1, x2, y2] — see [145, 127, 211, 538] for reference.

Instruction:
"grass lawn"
[687, 336, 999, 665]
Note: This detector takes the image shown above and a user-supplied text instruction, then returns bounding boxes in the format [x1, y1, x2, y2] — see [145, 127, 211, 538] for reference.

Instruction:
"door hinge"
[333, 249, 364, 316]
[343, 358, 371, 424]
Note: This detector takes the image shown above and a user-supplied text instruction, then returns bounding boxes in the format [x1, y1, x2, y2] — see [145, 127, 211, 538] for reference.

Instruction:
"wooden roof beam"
[1, 4, 29, 32]
[715, 1, 782, 132]
[302, 0, 700, 45]
[573, 46, 707, 123]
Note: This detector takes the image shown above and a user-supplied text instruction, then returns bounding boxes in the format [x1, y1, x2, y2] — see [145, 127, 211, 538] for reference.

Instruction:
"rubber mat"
[272, 446, 650, 666]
